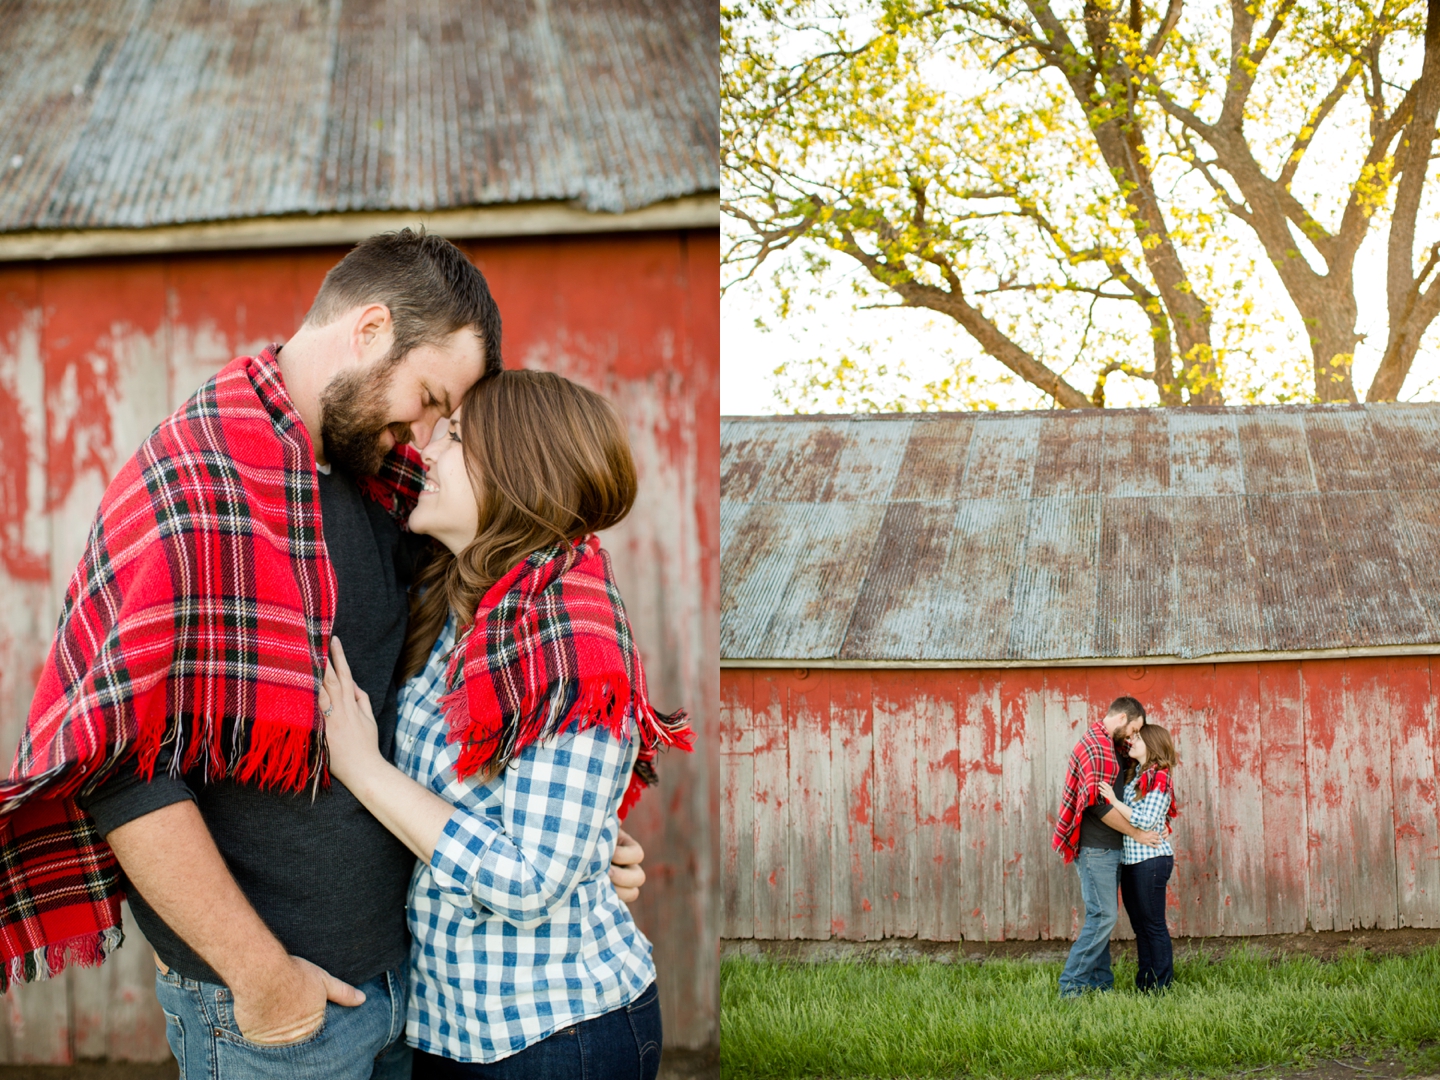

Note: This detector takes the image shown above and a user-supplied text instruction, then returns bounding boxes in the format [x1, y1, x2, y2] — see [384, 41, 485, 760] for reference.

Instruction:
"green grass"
[720, 946, 1440, 1079]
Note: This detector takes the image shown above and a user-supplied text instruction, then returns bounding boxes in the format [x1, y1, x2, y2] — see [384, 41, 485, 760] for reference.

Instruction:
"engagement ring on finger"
[322, 706, 333, 717]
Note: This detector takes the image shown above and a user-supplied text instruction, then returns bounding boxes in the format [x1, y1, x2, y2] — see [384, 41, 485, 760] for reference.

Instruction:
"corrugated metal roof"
[720, 406, 1440, 663]
[0, 0, 717, 231]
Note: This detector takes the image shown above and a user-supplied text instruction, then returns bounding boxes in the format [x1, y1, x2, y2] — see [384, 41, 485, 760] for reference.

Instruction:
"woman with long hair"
[1098, 724, 1178, 992]
[318, 369, 691, 1077]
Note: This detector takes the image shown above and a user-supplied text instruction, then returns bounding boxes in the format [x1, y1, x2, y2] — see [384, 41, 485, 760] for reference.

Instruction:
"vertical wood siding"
[0, 231, 718, 1061]
[720, 660, 1440, 941]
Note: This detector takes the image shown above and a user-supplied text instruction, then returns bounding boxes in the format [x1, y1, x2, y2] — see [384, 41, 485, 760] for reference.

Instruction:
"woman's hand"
[610, 829, 646, 903]
[1097, 780, 1118, 805]
[319, 637, 382, 787]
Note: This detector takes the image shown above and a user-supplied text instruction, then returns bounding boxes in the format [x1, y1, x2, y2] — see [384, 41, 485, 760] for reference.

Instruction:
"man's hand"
[1134, 829, 1162, 847]
[232, 955, 365, 1046]
[609, 829, 646, 903]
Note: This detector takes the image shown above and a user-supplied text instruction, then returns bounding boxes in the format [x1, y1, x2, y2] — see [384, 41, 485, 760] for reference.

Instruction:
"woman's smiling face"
[408, 412, 480, 555]
[1126, 732, 1149, 765]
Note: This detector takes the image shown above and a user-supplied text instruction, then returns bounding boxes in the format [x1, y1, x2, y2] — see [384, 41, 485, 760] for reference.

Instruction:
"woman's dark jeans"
[1120, 856, 1174, 991]
[412, 980, 662, 1080]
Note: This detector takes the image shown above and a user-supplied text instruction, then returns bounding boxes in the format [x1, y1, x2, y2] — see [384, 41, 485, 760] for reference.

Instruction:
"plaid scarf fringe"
[0, 925, 124, 994]
[438, 537, 693, 818]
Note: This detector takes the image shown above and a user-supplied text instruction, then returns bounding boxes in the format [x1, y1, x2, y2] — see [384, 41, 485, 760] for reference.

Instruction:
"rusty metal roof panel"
[842, 501, 960, 658]
[742, 502, 888, 660]
[1096, 496, 1177, 657]
[1167, 411, 1245, 495]
[1031, 412, 1103, 497]
[721, 405, 1440, 662]
[1102, 410, 1170, 496]
[1170, 496, 1263, 658]
[957, 416, 1039, 499]
[1006, 496, 1101, 660]
[890, 415, 976, 501]
[0, 0, 717, 232]
[927, 497, 1031, 660]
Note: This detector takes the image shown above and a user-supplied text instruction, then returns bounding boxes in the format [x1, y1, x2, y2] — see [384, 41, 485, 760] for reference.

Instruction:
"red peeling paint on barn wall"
[721, 659, 1440, 942]
[0, 231, 718, 1062]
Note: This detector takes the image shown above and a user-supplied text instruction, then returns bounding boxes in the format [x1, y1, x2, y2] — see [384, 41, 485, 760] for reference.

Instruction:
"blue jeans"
[1121, 855, 1175, 991]
[1059, 846, 1122, 994]
[154, 963, 411, 1080]
[411, 980, 663, 1080]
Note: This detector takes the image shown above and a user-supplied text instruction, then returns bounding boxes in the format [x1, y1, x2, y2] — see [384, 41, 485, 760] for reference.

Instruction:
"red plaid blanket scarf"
[439, 535, 693, 819]
[1135, 765, 1180, 830]
[1052, 720, 1121, 864]
[0, 346, 422, 991]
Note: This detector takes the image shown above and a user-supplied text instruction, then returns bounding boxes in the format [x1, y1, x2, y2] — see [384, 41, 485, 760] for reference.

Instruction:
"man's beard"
[319, 362, 410, 476]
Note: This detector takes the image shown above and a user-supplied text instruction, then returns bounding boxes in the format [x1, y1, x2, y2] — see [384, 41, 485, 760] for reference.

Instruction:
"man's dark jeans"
[412, 979, 663, 1080]
[1121, 855, 1175, 991]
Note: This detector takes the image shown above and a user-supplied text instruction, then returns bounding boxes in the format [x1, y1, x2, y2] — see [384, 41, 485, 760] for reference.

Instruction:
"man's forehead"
[402, 334, 486, 399]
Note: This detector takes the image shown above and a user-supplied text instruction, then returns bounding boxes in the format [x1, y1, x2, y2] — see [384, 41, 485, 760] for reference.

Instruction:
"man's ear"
[351, 303, 394, 358]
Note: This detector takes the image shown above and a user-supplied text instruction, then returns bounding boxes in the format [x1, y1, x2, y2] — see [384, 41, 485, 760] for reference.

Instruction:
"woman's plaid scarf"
[1135, 764, 1180, 830]
[0, 346, 422, 991]
[439, 535, 692, 818]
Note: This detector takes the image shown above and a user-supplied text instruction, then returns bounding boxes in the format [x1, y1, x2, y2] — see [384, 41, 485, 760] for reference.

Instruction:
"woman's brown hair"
[399, 369, 637, 678]
[1125, 723, 1178, 784]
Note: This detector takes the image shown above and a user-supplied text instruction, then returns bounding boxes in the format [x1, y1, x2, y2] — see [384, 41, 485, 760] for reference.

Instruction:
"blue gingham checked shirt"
[1119, 773, 1176, 865]
[393, 616, 657, 1063]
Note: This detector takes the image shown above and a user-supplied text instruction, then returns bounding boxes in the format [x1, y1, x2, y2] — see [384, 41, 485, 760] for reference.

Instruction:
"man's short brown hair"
[305, 228, 502, 374]
[1108, 696, 1146, 726]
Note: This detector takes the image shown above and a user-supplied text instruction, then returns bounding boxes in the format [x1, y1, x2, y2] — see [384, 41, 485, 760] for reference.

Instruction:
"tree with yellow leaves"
[723, 0, 1440, 407]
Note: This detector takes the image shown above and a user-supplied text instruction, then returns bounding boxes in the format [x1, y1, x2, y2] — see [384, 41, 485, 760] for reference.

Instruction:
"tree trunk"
[1368, 0, 1440, 401]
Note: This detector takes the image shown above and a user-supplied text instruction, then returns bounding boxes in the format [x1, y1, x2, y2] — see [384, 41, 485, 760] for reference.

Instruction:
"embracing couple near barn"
[0, 231, 690, 1079]
[1052, 696, 1180, 997]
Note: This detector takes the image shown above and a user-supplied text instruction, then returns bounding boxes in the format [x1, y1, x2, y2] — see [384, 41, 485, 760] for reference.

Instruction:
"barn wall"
[720, 660, 1440, 942]
[0, 229, 719, 1061]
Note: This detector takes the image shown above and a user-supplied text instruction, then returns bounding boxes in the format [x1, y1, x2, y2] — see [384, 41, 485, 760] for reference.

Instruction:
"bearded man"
[0, 230, 646, 1079]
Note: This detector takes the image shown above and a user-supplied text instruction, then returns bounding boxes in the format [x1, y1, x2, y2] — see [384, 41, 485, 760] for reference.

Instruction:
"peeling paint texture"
[721, 408, 1440, 663]
[0, 0, 718, 229]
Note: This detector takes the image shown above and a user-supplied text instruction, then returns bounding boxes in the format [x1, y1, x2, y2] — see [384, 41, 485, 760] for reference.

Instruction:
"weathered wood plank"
[0, 979, 71, 1064]
[751, 675, 789, 939]
[1213, 663, 1268, 936]
[1302, 660, 1350, 931]
[70, 905, 168, 1061]
[1042, 670, 1091, 941]
[1258, 661, 1309, 933]
[913, 674, 960, 941]
[1159, 665, 1221, 938]
[957, 673, 1004, 941]
[1001, 673, 1046, 941]
[719, 669, 754, 939]
[829, 671, 877, 941]
[0, 266, 50, 769]
[785, 670, 831, 939]
[872, 680, 918, 938]
[1345, 659, 1398, 930]
[1391, 658, 1440, 928]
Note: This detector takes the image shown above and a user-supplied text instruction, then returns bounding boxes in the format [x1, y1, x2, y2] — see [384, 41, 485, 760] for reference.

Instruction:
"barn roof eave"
[0, 194, 719, 262]
[720, 642, 1440, 669]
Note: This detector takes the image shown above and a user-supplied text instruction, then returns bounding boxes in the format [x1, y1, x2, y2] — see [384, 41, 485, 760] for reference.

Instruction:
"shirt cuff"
[428, 806, 503, 907]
